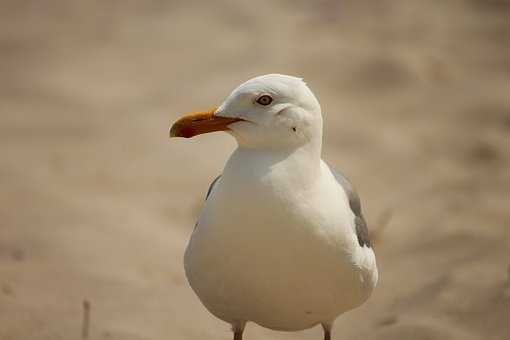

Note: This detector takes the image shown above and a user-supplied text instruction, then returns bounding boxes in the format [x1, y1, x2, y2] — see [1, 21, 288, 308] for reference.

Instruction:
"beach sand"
[1, 1, 510, 339]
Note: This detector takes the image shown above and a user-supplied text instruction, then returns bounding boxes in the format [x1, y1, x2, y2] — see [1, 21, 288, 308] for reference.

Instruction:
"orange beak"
[169, 108, 243, 138]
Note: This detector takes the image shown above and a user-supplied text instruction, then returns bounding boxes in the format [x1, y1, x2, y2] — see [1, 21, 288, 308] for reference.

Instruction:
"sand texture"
[1, 1, 510, 339]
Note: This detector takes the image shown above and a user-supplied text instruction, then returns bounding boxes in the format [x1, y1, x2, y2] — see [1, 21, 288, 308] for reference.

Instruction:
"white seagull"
[170, 74, 378, 340]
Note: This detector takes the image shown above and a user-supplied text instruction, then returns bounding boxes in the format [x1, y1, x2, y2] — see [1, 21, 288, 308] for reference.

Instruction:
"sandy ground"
[1, 1, 510, 339]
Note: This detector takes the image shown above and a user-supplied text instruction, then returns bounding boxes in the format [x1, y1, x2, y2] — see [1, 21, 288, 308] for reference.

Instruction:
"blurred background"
[1, 1, 510, 339]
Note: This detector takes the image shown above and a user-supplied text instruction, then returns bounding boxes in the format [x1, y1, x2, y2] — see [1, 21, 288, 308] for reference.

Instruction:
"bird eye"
[256, 95, 273, 106]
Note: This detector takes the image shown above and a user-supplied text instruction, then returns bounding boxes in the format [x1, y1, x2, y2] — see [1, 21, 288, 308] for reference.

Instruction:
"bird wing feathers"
[330, 168, 372, 248]
[205, 175, 222, 200]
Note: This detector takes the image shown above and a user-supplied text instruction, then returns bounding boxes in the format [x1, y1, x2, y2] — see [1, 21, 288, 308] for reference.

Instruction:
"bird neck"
[224, 140, 323, 188]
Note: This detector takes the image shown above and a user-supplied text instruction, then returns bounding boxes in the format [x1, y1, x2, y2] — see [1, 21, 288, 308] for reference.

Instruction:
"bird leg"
[233, 330, 243, 340]
[322, 323, 332, 340]
[232, 322, 245, 340]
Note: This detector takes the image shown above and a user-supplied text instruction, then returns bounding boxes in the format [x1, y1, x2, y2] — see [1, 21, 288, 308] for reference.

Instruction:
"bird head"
[170, 74, 322, 150]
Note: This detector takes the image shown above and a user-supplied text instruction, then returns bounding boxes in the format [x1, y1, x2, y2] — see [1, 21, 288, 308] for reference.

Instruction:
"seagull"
[170, 74, 378, 340]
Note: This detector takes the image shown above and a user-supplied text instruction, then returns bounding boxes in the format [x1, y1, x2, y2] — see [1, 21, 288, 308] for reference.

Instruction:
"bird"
[169, 74, 378, 340]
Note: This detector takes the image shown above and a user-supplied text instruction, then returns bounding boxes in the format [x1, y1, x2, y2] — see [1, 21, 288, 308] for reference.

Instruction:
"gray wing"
[330, 167, 372, 248]
[194, 175, 222, 231]
[205, 174, 222, 200]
